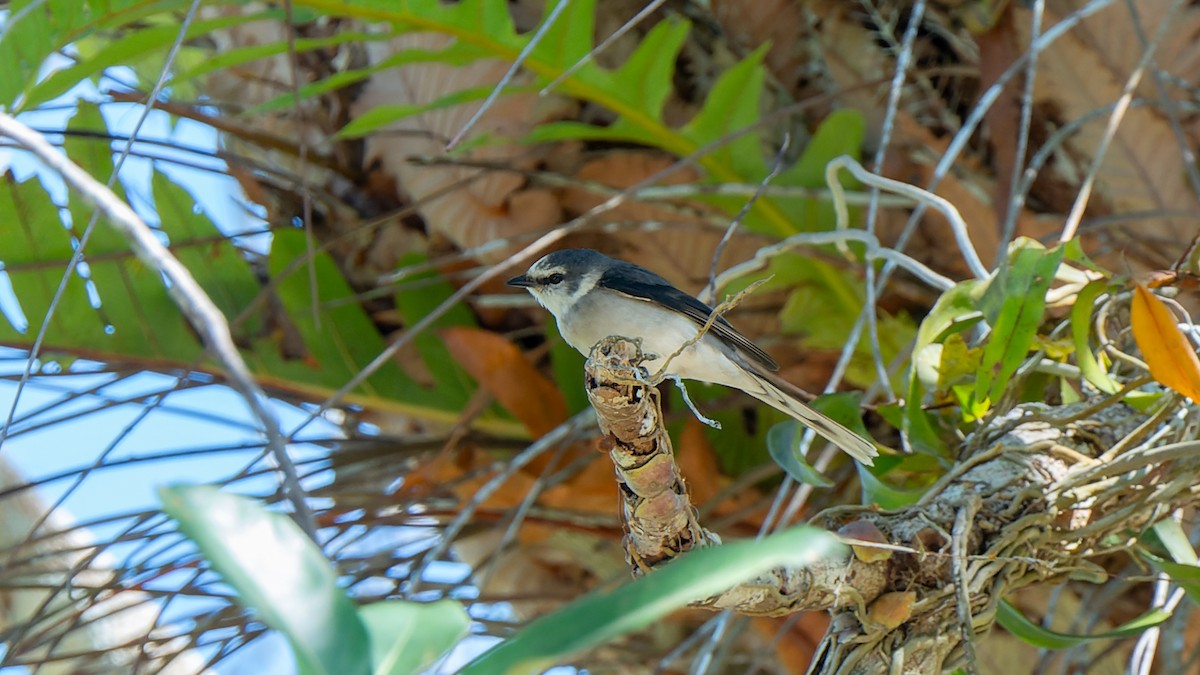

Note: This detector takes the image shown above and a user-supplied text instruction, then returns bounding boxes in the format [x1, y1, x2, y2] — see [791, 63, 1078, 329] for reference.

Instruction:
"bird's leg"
[665, 375, 721, 430]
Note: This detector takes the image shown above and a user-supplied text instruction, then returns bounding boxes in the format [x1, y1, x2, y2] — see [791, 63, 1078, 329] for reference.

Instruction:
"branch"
[586, 337, 1200, 672]
[584, 336, 886, 616]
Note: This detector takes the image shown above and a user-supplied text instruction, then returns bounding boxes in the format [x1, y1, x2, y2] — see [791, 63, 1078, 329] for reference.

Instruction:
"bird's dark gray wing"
[598, 261, 779, 371]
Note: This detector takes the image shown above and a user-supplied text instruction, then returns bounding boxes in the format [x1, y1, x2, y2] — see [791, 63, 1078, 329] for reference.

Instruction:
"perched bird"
[508, 249, 878, 465]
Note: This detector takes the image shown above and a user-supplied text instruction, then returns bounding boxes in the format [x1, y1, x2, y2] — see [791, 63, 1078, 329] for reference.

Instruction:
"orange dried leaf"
[1130, 283, 1200, 402]
[540, 453, 619, 517]
[677, 420, 765, 524]
[867, 591, 917, 630]
[440, 327, 568, 436]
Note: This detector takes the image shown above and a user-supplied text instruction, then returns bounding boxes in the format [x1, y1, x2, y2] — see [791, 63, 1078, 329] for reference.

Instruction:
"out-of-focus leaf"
[460, 526, 843, 674]
[0, 0, 97, 107]
[525, 18, 690, 150]
[779, 109, 867, 233]
[996, 599, 1169, 649]
[392, 252, 477, 408]
[547, 319, 589, 414]
[679, 45, 769, 182]
[1151, 518, 1198, 564]
[974, 240, 1064, 410]
[441, 327, 566, 437]
[159, 485, 370, 675]
[359, 600, 470, 675]
[175, 30, 391, 92]
[336, 85, 501, 139]
[262, 234, 521, 434]
[1131, 282, 1200, 403]
[858, 456, 927, 510]
[766, 421, 834, 488]
[770, 392, 885, 473]
[1142, 520, 1200, 606]
[0, 106, 236, 363]
[21, 12, 270, 111]
[665, 382, 778, 478]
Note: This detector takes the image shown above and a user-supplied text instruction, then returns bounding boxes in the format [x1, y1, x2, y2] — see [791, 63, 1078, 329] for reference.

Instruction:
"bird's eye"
[545, 273, 565, 285]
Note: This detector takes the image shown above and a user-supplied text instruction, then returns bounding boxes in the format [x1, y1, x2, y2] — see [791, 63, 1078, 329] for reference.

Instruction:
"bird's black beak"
[507, 275, 535, 288]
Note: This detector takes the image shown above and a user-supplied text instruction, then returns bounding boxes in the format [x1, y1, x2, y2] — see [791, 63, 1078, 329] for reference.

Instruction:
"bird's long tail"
[744, 370, 878, 465]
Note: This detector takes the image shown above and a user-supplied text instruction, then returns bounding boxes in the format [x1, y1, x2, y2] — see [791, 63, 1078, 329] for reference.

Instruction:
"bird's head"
[507, 249, 608, 318]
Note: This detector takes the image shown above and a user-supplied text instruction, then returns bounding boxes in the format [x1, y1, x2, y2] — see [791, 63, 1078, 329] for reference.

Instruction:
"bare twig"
[1060, 0, 1185, 242]
[999, 0, 1044, 264]
[701, 134, 790, 305]
[446, 0, 571, 149]
[539, 0, 667, 95]
[827, 155, 988, 280]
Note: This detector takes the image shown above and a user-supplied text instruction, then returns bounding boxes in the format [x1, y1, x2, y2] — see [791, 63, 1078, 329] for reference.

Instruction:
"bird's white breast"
[558, 289, 747, 388]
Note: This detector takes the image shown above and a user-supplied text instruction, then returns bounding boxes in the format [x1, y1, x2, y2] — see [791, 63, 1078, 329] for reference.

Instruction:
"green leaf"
[0, 108, 218, 362]
[460, 526, 843, 673]
[174, 29, 390, 90]
[0, 0, 76, 106]
[359, 600, 470, 675]
[786, 109, 867, 188]
[1071, 280, 1121, 395]
[21, 12, 272, 111]
[902, 375, 949, 457]
[913, 280, 987, 353]
[680, 44, 769, 181]
[547, 318, 589, 415]
[1151, 519, 1198, 565]
[973, 240, 1065, 411]
[606, 17, 690, 125]
[336, 85, 504, 139]
[996, 599, 1169, 649]
[392, 252, 476, 409]
[1145, 519, 1200, 607]
[777, 109, 867, 234]
[159, 485, 370, 675]
[262, 232, 466, 412]
[278, 0, 821, 234]
[857, 457, 926, 509]
[766, 421, 834, 488]
[1145, 555, 1200, 608]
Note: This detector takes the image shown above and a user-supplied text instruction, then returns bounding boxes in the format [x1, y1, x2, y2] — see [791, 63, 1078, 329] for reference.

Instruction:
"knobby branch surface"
[585, 336, 1200, 674]
[585, 336, 886, 616]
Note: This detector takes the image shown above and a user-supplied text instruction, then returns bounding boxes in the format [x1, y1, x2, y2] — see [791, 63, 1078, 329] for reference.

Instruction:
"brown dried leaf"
[867, 590, 917, 630]
[677, 419, 766, 524]
[354, 33, 572, 258]
[440, 327, 567, 436]
[1017, 3, 1200, 266]
[539, 452, 620, 517]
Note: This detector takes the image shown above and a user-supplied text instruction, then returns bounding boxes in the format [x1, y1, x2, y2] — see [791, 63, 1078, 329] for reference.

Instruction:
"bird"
[507, 248, 878, 465]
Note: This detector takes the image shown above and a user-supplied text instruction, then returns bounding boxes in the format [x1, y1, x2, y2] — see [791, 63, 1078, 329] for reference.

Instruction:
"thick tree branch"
[585, 336, 886, 616]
